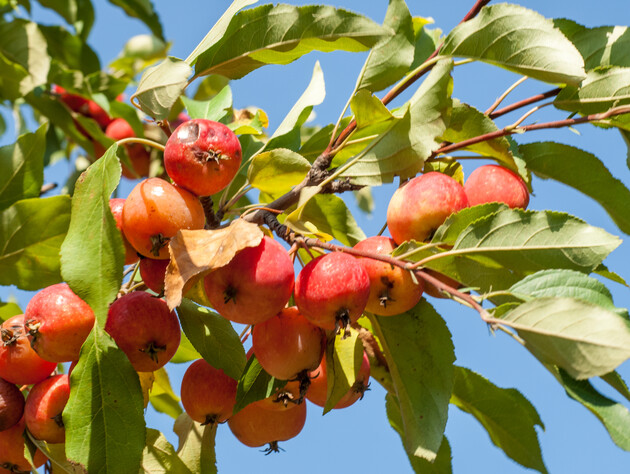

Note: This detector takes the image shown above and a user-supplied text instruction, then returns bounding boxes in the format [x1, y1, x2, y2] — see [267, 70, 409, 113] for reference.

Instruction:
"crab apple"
[105, 118, 151, 179]
[164, 118, 242, 196]
[387, 172, 469, 244]
[294, 252, 370, 331]
[0, 377, 24, 431]
[422, 269, 463, 299]
[464, 164, 530, 209]
[53, 85, 89, 114]
[0, 417, 46, 472]
[122, 177, 205, 259]
[0, 315, 56, 385]
[252, 307, 325, 381]
[203, 236, 295, 325]
[306, 350, 370, 410]
[87, 99, 112, 129]
[24, 374, 70, 444]
[353, 236, 423, 316]
[257, 380, 302, 411]
[181, 359, 237, 425]
[227, 398, 307, 452]
[109, 198, 140, 265]
[139, 257, 169, 294]
[25, 283, 95, 363]
[105, 292, 181, 372]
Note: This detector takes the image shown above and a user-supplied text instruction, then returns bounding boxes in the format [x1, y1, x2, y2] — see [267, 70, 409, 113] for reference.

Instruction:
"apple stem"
[200, 196, 222, 229]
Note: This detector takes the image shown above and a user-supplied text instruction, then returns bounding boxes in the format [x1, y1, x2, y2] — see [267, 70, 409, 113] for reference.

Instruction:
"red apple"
[387, 172, 469, 244]
[105, 118, 150, 179]
[203, 236, 294, 325]
[294, 252, 370, 331]
[164, 119, 242, 197]
[25, 283, 95, 363]
[0, 417, 47, 472]
[24, 374, 70, 444]
[0, 377, 24, 431]
[353, 236, 423, 316]
[109, 198, 140, 265]
[464, 164, 529, 209]
[139, 257, 169, 294]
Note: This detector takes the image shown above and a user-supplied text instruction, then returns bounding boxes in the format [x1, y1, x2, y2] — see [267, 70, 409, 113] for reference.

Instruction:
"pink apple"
[464, 164, 529, 209]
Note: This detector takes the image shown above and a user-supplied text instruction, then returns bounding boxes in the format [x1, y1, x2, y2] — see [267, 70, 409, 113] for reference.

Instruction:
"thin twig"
[489, 87, 561, 119]
[39, 183, 58, 195]
[485, 76, 529, 115]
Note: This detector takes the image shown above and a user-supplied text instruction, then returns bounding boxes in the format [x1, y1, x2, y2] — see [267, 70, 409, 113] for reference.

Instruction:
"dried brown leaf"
[165, 219, 263, 309]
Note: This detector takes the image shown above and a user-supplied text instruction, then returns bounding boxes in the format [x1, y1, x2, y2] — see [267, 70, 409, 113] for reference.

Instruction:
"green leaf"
[107, 0, 164, 40]
[386, 393, 453, 473]
[520, 142, 630, 235]
[233, 354, 286, 414]
[141, 428, 191, 474]
[356, 0, 414, 93]
[176, 299, 246, 380]
[423, 159, 464, 185]
[0, 124, 46, 211]
[601, 371, 630, 403]
[0, 195, 70, 290]
[350, 89, 394, 129]
[149, 368, 183, 419]
[285, 193, 366, 246]
[193, 4, 390, 80]
[170, 330, 202, 364]
[450, 366, 547, 473]
[410, 18, 441, 70]
[0, 20, 50, 94]
[340, 59, 453, 185]
[0, 301, 21, 322]
[265, 61, 326, 152]
[323, 329, 363, 414]
[494, 297, 630, 380]
[568, 25, 630, 70]
[508, 269, 627, 317]
[132, 57, 193, 120]
[595, 263, 628, 287]
[60, 146, 123, 324]
[432, 203, 508, 245]
[64, 326, 146, 473]
[441, 4, 585, 85]
[370, 300, 455, 462]
[555, 66, 630, 114]
[37, 0, 95, 41]
[353, 186, 374, 214]
[186, 0, 259, 66]
[247, 148, 311, 196]
[181, 85, 232, 122]
[174, 414, 217, 474]
[39, 24, 100, 74]
[551, 367, 630, 451]
[418, 209, 621, 292]
[26, 434, 84, 473]
[440, 102, 519, 172]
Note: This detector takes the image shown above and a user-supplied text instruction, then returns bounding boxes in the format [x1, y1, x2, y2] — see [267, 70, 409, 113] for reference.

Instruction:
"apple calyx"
[140, 341, 167, 363]
[149, 233, 169, 257]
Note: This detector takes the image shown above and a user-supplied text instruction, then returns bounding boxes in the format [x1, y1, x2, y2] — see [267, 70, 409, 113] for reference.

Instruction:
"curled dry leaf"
[165, 219, 264, 309]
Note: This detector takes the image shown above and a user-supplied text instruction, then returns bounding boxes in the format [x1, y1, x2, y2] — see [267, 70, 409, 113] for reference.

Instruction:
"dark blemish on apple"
[177, 121, 200, 144]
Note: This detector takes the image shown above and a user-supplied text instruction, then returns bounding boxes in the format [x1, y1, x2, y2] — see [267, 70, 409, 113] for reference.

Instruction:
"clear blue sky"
[3, 1, 630, 473]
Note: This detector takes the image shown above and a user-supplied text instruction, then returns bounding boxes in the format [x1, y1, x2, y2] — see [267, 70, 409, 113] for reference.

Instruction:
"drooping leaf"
[234, 354, 286, 414]
[141, 428, 191, 474]
[174, 414, 217, 474]
[441, 3, 585, 85]
[520, 142, 630, 235]
[64, 326, 146, 473]
[370, 300, 455, 462]
[107, 0, 164, 40]
[26, 434, 84, 473]
[440, 102, 520, 173]
[192, 4, 390, 80]
[149, 368, 183, 419]
[60, 146, 123, 324]
[323, 329, 363, 414]
[0, 20, 50, 94]
[340, 59, 453, 185]
[550, 366, 630, 451]
[416, 209, 621, 293]
[285, 193, 366, 246]
[353, 186, 374, 214]
[431, 203, 508, 245]
[450, 366, 547, 473]
[595, 263, 628, 287]
[132, 57, 193, 120]
[356, 0, 414, 93]
[177, 299, 246, 380]
[568, 25, 630, 70]
[601, 371, 630, 403]
[410, 18, 441, 70]
[247, 148, 311, 196]
[508, 269, 627, 317]
[493, 297, 630, 380]
[0, 124, 46, 211]
[37, 0, 96, 41]
[165, 219, 263, 309]
[0, 195, 70, 290]
[181, 85, 232, 122]
[39, 24, 100, 74]
[555, 66, 630, 115]
[265, 61, 326, 152]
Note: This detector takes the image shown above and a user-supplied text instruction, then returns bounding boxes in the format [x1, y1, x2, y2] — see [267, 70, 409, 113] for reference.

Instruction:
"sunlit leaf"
[324, 329, 363, 414]
[37, 0, 95, 41]
[234, 354, 286, 414]
[174, 414, 217, 474]
[141, 428, 191, 473]
[555, 66, 630, 114]
[247, 148, 311, 196]
[181, 85, 232, 122]
[107, 0, 164, 40]
[149, 368, 183, 419]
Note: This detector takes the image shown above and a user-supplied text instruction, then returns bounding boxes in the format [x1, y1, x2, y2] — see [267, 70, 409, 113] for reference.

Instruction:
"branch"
[200, 196, 222, 229]
[39, 183, 58, 195]
[320, 179, 365, 194]
[488, 87, 561, 119]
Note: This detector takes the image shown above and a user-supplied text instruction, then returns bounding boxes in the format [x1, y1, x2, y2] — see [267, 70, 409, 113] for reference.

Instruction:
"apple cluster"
[0, 115, 531, 464]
